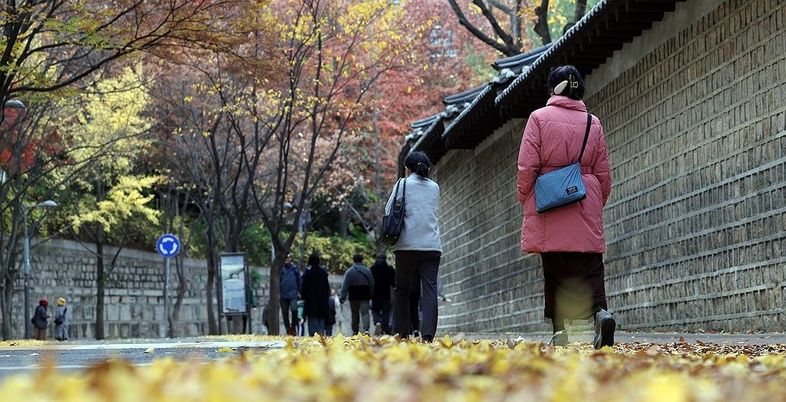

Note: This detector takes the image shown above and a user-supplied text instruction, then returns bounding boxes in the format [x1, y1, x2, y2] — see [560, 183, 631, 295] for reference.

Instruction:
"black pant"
[371, 301, 392, 334]
[394, 250, 440, 339]
[349, 300, 370, 334]
[409, 274, 421, 332]
[540, 252, 608, 324]
[280, 298, 298, 333]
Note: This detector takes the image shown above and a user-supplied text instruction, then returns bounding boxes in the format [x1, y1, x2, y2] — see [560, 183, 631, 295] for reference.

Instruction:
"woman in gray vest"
[385, 151, 442, 342]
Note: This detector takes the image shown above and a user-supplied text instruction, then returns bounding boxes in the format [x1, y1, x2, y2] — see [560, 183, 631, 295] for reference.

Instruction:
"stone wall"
[437, 0, 786, 333]
[3, 239, 351, 339]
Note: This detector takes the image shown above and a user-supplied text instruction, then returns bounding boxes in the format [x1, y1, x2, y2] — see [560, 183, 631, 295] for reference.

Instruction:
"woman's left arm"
[517, 114, 542, 205]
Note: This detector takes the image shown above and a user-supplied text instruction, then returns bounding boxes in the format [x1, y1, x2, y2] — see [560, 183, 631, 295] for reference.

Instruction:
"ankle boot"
[593, 309, 615, 349]
[549, 330, 568, 346]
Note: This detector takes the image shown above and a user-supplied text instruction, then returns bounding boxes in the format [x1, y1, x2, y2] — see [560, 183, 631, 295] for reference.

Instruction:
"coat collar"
[546, 95, 587, 112]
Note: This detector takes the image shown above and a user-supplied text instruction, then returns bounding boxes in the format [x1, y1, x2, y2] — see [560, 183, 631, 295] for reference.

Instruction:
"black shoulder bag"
[378, 178, 406, 246]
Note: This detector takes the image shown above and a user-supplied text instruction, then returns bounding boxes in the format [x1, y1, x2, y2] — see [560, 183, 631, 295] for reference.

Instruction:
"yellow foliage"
[70, 175, 161, 234]
[1, 337, 786, 401]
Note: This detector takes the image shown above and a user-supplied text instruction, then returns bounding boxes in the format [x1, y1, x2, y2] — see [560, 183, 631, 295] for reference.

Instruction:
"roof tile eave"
[409, 118, 445, 154]
[442, 85, 494, 143]
[494, 0, 611, 106]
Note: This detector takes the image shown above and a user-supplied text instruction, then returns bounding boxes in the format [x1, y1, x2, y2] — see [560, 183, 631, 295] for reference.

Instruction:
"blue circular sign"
[156, 234, 180, 258]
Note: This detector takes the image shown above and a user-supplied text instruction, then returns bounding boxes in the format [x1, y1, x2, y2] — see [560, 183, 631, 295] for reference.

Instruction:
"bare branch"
[446, 0, 519, 56]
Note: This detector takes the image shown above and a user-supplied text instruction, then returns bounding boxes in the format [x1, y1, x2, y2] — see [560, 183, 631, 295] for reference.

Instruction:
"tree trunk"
[170, 255, 187, 337]
[205, 218, 218, 334]
[267, 252, 284, 335]
[95, 225, 106, 340]
[574, 0, 588, 22]
[338, 205, 348, 238]
[372, 109, 383, 253]
[1, 276, 12, 340]
[170, 216, 188, 337]
[534, 0, 552, 45]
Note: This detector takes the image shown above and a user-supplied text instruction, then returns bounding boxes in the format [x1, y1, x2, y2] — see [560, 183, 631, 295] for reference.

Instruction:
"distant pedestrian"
[516, 65, 615, 349]
[54, 297, 68, 341]
[301, 253, 331, 336]
[262, 302, 274, 335]
[370, 253, 395, 335]
[296, 299, 305, 336]
[340, 254, 374, 335]
[326, 288, 339, 336]
[385, 151, 442, 342]
[32, 299, 49, 340]
[279, 253, 301, 335]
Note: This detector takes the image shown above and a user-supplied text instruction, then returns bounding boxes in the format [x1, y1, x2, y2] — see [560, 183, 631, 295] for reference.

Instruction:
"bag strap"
[392, 178, 401, 199]
[401, 176, 406, 204]
[577, 113, 592, 163]
[356, 266, 373, 287]
[393, 177, 406, 205]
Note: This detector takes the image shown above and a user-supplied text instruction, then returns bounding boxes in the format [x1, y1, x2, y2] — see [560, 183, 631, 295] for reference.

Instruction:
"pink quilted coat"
[516, 96, 612, 253]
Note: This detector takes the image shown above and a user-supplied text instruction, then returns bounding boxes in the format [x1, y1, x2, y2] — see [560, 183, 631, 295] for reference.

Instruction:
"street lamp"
[22, 200, 58, 339]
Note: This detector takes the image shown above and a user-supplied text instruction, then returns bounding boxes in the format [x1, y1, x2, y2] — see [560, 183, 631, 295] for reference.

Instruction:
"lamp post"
[22, 200, 58, 339]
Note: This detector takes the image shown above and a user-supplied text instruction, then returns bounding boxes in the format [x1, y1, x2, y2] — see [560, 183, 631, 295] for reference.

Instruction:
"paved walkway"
[461, 331, 786, 345]
[1, 332, 785, 379]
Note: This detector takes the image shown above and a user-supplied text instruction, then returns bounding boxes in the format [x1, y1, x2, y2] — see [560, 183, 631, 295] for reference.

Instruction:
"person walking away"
[32, 299, 49, 340]
[296, 299, 305, 336]
[262, 302, 274, 335]
[326, 288, 339, 336]
[340, 254, 374, 334]
[301, 253, 331, 336]
[385, 151, 442, 342]
[54, 297, 68, 341]
[279, 253, 301, 335]
[516, 65, 615, 349]
[370, 253, 395, 335]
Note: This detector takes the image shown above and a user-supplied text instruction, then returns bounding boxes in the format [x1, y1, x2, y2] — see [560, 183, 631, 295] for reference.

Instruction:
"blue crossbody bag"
[534, 113, 592, 214]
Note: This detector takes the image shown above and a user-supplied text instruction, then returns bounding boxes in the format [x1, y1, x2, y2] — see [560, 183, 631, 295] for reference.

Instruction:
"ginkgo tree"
[0, 0, 232, 339]
[55, 66, 161, 340]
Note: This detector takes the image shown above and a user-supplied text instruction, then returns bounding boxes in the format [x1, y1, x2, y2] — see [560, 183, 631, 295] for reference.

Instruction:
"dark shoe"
[549, 330, 568, 346]
[593, 309, 616, 349]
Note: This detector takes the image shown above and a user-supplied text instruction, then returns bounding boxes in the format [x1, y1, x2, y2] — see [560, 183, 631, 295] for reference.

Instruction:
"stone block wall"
[436, 0, 786, 333]
[4, 239, 350, 339]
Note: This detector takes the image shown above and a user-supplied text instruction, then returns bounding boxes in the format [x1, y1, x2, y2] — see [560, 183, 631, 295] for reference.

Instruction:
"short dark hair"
[547, 65, 585, 100]
[352, 254, 364, 263]
[307, 252, 320, 267]
[404, 151, 431, 178]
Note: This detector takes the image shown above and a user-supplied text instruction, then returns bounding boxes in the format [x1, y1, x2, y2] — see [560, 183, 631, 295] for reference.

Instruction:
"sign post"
[219, 253, 249, 334]
[156, 234, 180, 338]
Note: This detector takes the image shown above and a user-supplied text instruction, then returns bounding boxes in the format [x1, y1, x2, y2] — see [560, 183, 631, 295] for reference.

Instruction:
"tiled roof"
[405, 0, 685, 165]
[496, 0, 685, 116]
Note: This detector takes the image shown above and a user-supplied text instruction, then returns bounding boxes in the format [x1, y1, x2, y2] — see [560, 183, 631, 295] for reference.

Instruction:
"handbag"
[534, 113, 593, 213]
[378, 178, 406, 246]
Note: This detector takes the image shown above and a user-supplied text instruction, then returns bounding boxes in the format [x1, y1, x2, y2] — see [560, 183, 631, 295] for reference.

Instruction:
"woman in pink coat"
[516, 65, 615, 349]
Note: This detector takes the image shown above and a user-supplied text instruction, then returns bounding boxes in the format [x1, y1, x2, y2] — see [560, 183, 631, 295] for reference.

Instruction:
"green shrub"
[293, 232, 374, 274]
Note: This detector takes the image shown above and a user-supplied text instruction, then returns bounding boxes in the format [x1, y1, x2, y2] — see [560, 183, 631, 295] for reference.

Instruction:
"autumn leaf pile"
[3, 335, 786, 402]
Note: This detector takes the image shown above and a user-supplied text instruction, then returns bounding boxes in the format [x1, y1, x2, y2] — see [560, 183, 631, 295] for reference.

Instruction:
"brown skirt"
[540, 252, 608, 322]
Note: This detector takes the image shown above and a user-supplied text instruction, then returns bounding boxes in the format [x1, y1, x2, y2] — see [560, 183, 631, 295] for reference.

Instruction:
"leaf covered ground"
[3, 335, 786, 402]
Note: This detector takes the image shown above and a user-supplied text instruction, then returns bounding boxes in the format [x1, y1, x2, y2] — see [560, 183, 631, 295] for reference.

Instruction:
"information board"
[220, 253, 247, 314]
